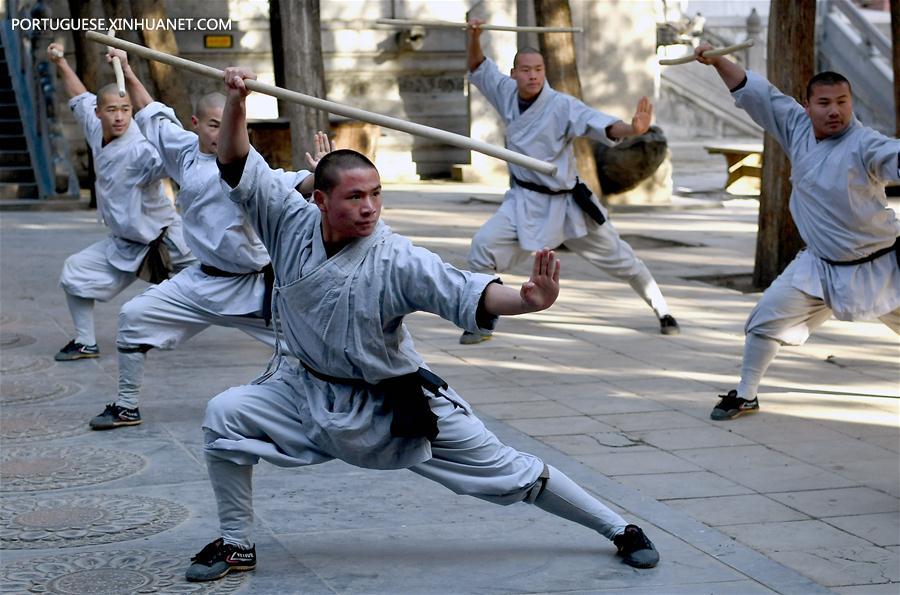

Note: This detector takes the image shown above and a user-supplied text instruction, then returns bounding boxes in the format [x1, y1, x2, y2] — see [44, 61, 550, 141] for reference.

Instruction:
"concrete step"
[0, 119, 23, 135]
[0, 181, 38, 199]
[0, 102, 20, 119]
[0, 166, 35, 183]
[0, 134, 27, 150]
[0, 150, 31, 166]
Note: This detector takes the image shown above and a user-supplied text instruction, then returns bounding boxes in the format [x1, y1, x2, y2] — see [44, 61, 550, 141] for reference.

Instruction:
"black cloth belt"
[200, 263, 275, 326]
[300, 362, 449, 442]
[511, 176, 606, 226]
[136, 227, 173, 284]
[820, 238, 899, 267]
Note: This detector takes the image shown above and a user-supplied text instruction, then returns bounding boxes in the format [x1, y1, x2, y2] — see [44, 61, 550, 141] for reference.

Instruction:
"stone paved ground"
[1, 176, 897, 594]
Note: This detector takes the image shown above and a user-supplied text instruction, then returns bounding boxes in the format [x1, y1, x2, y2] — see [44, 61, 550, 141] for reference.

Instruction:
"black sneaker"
[710, 390, 759, 421]
[55, 339, 100, 361]
[89, 403, 142, 430]
[459, 330, 492, 345]
[613, 524, 659, 568]
[185, 538, 256, 582]
[659, 315, 680, 335]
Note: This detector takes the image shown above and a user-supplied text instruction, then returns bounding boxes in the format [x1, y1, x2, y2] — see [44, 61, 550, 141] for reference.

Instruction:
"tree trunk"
[533, 0, 602, 202]
[130, 0, 193, 126]
[270, 0, 329, 169]
[753, 0, 815, 289]
[68, 0, 100, 91]
[891, 0, 900, 137]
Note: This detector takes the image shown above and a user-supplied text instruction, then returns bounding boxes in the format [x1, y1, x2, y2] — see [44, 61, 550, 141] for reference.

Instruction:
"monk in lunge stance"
[48, 43, 195, 361]
[459, 20, 679, 345]
[693, 43, 900, 420]
[183, 66, 659, 582]
[86, 47, 328, 430]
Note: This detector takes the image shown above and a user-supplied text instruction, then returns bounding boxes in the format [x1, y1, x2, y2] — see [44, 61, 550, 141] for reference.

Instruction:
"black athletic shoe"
[459, 330, 492, 345]
[710, 390, 759, 421]
[613, 524, 659, 568]
[55, 339, 100, 361]
[185, 538, 257, 582]
[659, 315, 680, 335]
[89, 403, 142, 430]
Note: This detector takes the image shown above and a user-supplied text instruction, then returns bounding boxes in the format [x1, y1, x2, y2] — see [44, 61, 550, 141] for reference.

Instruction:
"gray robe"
[733, 71, 900, 320]
[69, 92, 188, 271]
[469, 57, 618, 250]
[134, 101, 308, 316]
[208, 148, 498, 469]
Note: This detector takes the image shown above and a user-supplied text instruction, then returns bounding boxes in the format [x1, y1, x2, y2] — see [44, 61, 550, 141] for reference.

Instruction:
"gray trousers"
[59, 237, 194, 345]
[736, 263, 900, 398]
[115, 276, 277, 409]
[468, 208, 670, 318]
[202, 383, 628, 548]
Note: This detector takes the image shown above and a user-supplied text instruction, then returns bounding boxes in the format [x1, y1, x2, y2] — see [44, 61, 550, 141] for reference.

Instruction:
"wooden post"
[534, 0, 603, 202]
[753, 0, 815, 289]
[130, 0, 194, 126]
[272, 0, 330, 170]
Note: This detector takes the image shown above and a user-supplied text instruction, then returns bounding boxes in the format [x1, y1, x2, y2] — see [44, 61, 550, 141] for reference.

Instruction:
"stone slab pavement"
[1, 183, 897, 594]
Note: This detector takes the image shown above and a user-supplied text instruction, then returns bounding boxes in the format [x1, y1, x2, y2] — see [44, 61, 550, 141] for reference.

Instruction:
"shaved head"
[195, 92, 226, 119]
[96, 83, 129, 108]
[513, 46, 543, 68]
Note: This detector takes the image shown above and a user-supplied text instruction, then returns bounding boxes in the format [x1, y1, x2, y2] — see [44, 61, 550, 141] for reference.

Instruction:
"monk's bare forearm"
[695, 44, 747, 91]
[121, 63, 152, 111]
[54, 59, 87, 99]
[467, 24, 485, 72]
[713, 58, 746, 90]
[219, 93, 250, 164]
[482, 283, 539, 316]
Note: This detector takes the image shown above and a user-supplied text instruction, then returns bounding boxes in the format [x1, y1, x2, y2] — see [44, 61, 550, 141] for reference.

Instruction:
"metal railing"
[2, 0, 78, 199]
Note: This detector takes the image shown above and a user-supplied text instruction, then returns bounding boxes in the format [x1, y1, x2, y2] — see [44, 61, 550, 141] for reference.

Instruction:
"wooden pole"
[106, 29, 126, 97]
[375, 17, 582, 33]
[85, 31, 556, 175]
[659, 40, 755, 65]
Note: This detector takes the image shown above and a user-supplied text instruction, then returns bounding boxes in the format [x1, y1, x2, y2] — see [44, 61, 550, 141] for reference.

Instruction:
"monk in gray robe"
[460, 20, 679, 345]
[48, 43, 194, 362]
[693, 43, 900, 420]
[86, 48, 325, 430]
[182, 67, 660, 582]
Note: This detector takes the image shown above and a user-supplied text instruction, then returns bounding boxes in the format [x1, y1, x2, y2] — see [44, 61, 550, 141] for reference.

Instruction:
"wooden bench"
[704, 143, 763, 195]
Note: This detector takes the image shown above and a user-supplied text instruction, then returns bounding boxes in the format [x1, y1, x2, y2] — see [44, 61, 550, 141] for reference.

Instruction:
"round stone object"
[0, 549, 247, 594]
[1, 494, 188, 548]
[1, 445, 145, 492]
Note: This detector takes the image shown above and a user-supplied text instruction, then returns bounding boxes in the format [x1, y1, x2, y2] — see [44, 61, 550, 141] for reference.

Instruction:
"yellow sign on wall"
[204, 35, 233, 49]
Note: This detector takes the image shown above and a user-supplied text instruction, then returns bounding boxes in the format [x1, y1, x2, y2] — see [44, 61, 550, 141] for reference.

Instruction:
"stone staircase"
[0, 38, 38, 200]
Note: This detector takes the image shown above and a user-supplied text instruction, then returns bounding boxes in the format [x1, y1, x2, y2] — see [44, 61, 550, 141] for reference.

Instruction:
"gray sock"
[736, 333, 780, 399]
[206, 446, 254, 549]
[66, 293, 96, 346]
[533, 465, 627, 541]
[116, 349, 145, 410]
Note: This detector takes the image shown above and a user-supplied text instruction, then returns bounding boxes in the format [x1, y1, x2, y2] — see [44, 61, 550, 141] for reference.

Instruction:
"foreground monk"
[460, 19, 679, 345]
[48, 42, 194, 361]
[183, 66, 660, 582]
[87, 48, 324, 430]
[694, 43, 900, 420]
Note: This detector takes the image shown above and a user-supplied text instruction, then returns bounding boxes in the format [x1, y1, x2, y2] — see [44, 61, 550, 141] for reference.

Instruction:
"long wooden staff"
[86, 31, 556, 176]
[659, 40, 755, 66]
[375, 17, 582, 34]
[106, 29, 126, 97]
